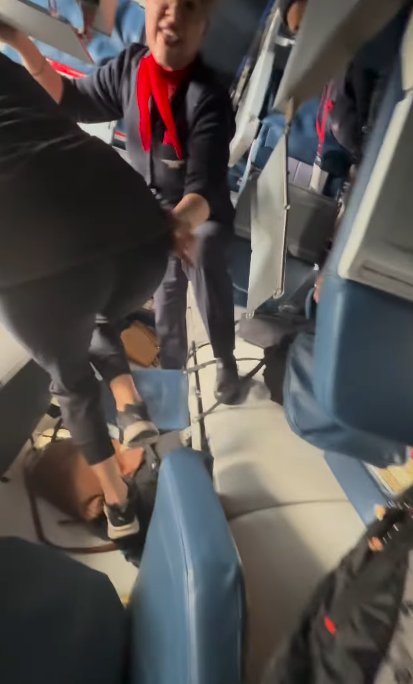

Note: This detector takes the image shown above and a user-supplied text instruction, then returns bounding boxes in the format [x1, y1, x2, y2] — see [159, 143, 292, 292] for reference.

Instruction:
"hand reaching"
[170, 215, 196, 266]
[0, 20, 22, 48]
[78, 2, 97, 41]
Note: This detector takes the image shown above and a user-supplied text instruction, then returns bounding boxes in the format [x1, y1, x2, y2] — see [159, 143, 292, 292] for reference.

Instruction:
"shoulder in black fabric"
[0, 537, 126, 684]
[185, 59, 225, 121]
[262, 499, 413, 684]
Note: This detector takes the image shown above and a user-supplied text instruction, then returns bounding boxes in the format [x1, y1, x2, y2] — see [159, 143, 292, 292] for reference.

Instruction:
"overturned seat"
[302, 6, 413, 521]
[314, 12, 413, 446]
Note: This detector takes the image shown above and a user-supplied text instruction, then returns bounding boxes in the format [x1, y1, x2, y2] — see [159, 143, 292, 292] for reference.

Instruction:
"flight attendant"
[4, 0, 240, 403]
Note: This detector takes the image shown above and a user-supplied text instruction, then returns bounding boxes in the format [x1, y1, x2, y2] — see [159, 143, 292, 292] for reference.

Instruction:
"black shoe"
[214, 355, 241, 405]
[117, 402, 159, 449]
[117, 462, 160, 568]
[104, 481, 140, 541]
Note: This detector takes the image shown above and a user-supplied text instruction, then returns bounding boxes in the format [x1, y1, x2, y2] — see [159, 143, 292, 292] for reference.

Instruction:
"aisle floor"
[0, 291, 364, 680]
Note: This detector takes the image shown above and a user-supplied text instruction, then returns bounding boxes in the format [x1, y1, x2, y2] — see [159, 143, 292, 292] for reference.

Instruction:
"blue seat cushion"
[314, 275, 413, 448]
[129, 448, 245, 684]
[285, 331, 407, 467]
[102, 369, 190, 435]
[254, 97, 351, 171]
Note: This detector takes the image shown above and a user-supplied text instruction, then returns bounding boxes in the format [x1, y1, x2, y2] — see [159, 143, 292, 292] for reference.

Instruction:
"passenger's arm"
[182, 88, 235, 228]
[0, 24, 63, 102]
[0, 20, 130, 123]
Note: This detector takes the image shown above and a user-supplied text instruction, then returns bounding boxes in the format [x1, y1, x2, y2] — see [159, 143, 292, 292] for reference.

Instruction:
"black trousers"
[154, 221, 236, 369]
[0, 240, 169, 465]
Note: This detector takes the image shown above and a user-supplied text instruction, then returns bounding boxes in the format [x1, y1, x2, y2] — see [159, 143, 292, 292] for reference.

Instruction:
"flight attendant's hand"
[170, 215, 196, 266]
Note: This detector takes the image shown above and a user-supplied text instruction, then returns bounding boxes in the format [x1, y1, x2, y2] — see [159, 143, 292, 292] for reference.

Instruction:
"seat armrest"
[128, 448, 245, 684]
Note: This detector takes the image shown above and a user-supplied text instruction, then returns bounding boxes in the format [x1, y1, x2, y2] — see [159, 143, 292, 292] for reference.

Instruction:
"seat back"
[313, 9, 413, 446]
[129, 448, 245, 684]
[253, 97, 349, 171]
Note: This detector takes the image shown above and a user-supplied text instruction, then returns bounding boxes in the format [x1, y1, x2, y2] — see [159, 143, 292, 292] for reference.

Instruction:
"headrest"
[313, 10, 413, 446]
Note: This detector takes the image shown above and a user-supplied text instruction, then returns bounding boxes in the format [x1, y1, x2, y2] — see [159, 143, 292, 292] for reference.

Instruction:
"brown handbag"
[121, 321, 160, 368]
[24, 432, 145, 554]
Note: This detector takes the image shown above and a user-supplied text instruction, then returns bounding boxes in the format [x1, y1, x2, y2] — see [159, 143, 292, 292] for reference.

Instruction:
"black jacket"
[61, 44, 236, 223]
[279, 0, 408, 160]
[0, 53, 169, 288]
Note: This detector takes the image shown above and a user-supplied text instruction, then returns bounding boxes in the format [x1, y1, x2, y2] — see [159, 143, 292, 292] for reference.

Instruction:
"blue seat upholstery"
[253, 97, 350, 172]
[102, 369, 190, 435]
[313, 61, 413, 445]
[129, 447, 245, 684]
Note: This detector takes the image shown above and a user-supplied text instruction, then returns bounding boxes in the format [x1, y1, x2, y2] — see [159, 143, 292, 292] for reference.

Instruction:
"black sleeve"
[60, 46, 136, 123]
[184, 88, 235, 214]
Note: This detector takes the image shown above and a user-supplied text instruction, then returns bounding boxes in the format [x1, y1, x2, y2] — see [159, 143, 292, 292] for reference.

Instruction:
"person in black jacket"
[280, 0, 408, 162]
[3, 0, 241, 404]
[0, 45, 193, 553]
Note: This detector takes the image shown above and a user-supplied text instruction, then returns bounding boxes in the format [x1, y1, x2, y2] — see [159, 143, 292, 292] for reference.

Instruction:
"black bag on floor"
[263, 495, 413, 684]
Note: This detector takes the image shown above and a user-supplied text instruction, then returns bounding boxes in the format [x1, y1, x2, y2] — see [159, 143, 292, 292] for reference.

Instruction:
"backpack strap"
[333, 509, 413, 625]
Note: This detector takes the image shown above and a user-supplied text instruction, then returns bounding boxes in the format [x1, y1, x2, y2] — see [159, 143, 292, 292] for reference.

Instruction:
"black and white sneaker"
[117, 402, 159, 449]
[104, 481, 140, 541]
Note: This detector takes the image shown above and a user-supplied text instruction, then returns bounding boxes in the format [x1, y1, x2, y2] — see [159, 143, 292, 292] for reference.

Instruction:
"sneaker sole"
[104, 509, 140, 541]
[122, 422, 159, 450]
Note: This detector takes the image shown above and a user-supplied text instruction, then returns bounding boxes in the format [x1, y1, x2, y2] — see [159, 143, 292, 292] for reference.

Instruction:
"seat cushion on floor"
[102, 369, 190, 435]
[231, 502, 364, 683]
[0, 537, 126, 684]
[194, 358, 348, 519]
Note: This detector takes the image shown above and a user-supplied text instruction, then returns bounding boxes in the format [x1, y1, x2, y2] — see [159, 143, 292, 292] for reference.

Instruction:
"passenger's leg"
[154, 255, 189, 369]
[184, 221, 239, 403]
[0, 261, 133, 513]
[90, 239, 170, 447]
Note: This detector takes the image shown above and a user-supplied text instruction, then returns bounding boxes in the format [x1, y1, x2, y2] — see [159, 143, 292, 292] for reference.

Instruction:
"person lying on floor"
[1, 0, 241, 404]
[0, 49, 192, 559]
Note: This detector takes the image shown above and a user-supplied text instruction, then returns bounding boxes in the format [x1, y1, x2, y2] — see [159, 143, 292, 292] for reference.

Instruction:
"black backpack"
[263, 494, 413, 684]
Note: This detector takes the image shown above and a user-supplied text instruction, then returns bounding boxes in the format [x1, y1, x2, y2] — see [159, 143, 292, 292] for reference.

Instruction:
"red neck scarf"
[137, 54, 192, 160]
